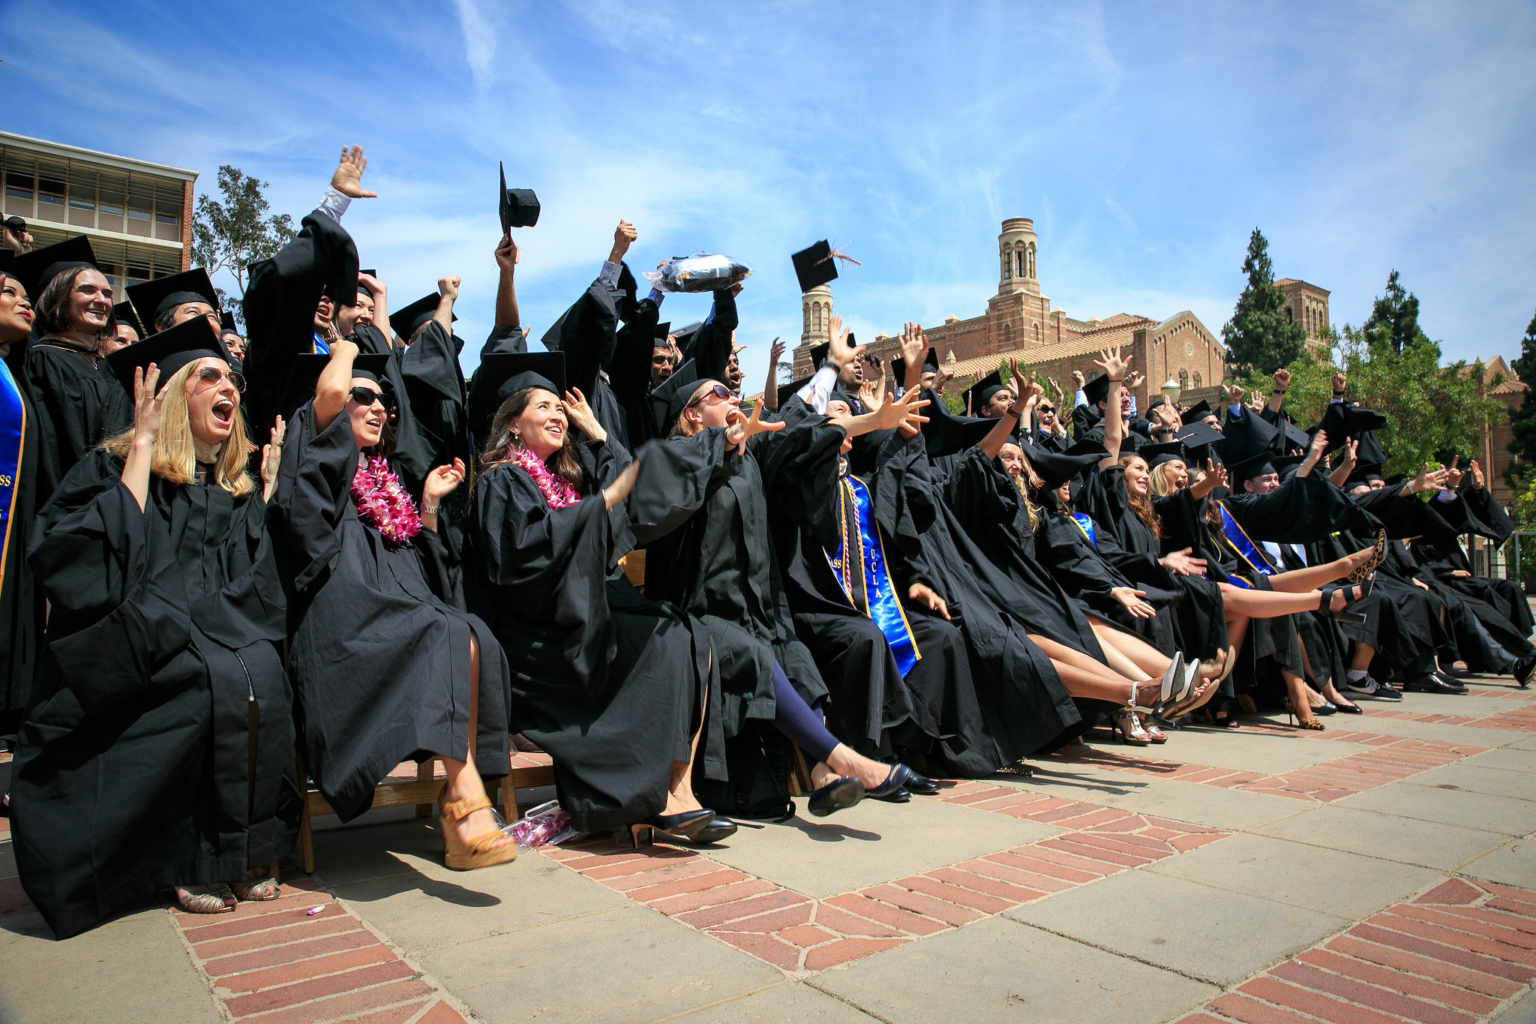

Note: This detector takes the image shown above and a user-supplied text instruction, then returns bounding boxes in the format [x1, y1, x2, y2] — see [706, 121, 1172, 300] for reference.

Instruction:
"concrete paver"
[1336, 780, 1536, 836]
[1464, 840, 1536, 890]
[666, 981, 882, 1022]
[1255, 803, 1514, 869]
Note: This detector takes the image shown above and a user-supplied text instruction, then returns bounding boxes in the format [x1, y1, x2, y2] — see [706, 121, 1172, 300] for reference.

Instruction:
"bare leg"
[1284, 670, 1321, 726]
[1226, 611, 1251, 654]
[1218, 581, 1362, 619]
[663, 655, 709, 815]
[1350, 642, 1376, 673]
[1296, 638, 1326, 708]
[442, 633, 513, 849]
[1268, 550, 1370, 594]
[1086, 621, 1175, 679]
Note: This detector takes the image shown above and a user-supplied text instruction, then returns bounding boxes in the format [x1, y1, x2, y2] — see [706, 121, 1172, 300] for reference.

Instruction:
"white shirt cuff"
[317, 187, 352, 223]
[799, 365, 838, 414]
[598, 261, 622, 291]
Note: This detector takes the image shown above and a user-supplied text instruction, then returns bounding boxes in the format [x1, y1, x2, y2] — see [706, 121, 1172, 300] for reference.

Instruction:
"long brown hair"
[35, 266, 111, 342]
[477, 387, 583, 489]
[101, 361, 256, 498]
[1119, 454, 1162, 539]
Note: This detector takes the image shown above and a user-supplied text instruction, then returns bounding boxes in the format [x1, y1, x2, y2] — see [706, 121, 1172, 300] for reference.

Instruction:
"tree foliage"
[191, 166, 296, 323]
[1362, 270, 1429, 355]
[1221, 228, 1307, 375]
[1505, 310, 1536, 490]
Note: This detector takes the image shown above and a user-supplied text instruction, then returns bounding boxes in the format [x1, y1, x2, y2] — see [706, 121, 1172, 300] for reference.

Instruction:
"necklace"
[351, 455, 421, 545]
[512, 446, 581, 509]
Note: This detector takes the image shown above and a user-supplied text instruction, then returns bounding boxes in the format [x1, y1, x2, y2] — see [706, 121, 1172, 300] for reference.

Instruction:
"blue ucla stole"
[1217, 501, 1277, 579]
[1069, 512, 1097, 548]
[0, 359, 26, 599]
[312, 334, 330, 355]
[828, 473, 921, 677]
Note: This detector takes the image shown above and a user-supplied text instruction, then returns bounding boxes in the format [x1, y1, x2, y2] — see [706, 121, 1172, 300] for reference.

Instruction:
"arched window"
[1179, 369, 1190, 391]
[812, 304, 823, 332]
[1015, 250, 1024, 279]
[1001, 250, 1011, 280]
[1033, 321, 1041, 343]
[1002, 323, 1012, 350]
[1192, 371, 1202, 388]
[1026, 242, 1036, 278]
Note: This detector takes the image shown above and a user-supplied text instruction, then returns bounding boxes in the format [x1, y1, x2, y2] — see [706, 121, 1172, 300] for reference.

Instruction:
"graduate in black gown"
[464, 354, 732, 843]
[0, 258, 43, 733]
[336, 272, 432, 498]
[11, 320, 298, 936]
[629, 356, 927, 817]
[15, 237, 133, 502]
[271, 340, 516, 870]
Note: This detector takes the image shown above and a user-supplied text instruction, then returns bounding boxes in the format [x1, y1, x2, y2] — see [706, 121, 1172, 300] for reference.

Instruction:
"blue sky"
[3, 1, 1534, 388]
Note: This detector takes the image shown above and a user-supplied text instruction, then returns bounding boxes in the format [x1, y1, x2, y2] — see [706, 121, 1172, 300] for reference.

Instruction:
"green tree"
[1361, 270, 1430, 354]
[1505, 310, 1536, 489]
[1221, 228, 1307, 375]
[192, 166, 296, 327]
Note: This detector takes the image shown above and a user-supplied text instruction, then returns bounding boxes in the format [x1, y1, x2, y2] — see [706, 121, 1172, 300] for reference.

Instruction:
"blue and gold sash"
[828, 474, 921, 676]
[312, 334, 330, 355]
[0, 359, 26, 600]
[1069, 512, 1097, 548]
[1217, 501, 1277, 578]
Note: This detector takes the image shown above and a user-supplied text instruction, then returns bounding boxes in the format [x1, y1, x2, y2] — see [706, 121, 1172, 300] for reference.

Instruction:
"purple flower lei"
[512, 446, 581, 509]
[351, 455, 422, 545]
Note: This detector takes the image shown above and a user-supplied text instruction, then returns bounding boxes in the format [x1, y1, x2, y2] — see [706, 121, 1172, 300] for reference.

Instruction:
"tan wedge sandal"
[439, 792, 517, 871]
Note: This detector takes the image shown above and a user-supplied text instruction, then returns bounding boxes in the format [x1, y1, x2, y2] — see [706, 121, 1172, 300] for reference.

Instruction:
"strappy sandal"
[1348, 530, 1386, 584]
[1319, 580, 1372, 624]
[231, 876, 281, 902]
[1111, 709, 1152, 746]
[1140, 717, 1169, 744]
[176, 884, 237, 914]
[439, 789, 517, 871]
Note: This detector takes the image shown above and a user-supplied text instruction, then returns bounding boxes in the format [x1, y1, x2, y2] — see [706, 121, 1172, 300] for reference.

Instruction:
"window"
[1001, 250, 1011, 280]
[1015, 250, 1024, 279]
[1179, 369, 1190, 391]
[1033, 321, 1041, 343]
[1002, 323, 1012, 350]
[1192, 372, 1202, 388]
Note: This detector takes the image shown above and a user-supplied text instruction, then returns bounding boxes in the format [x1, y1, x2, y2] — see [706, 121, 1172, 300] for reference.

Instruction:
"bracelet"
[1272, 388, 1286, 394]
[1108, 378, 1122, 383]
[422, 504, 440, 515]
[1332, 391, 1346, 397]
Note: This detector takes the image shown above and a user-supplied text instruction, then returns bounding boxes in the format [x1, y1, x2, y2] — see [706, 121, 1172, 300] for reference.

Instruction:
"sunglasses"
[348, 386, 395, 411]
[686, 383, 733, 408]
[192, 366, 246, 392]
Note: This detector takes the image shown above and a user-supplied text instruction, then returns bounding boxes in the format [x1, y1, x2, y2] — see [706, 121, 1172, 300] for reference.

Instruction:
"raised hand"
[1273, 368, 1292, 391]
[1093, 346, 1131, 382]
[437, 276, 460, 301]
[331, 145, 376, 199]
[1071, 369, 1086, 388]
[858, 379, 882, 414]
[1226, 383, 1246, 406]
[563, 387, 606, 442]
[827, 313, 862, 368]
[1469, 458, 1485, 490]
[495, 234, 520, 271]
[769, 336, 786, 365]
[609, 220, 637, 264]
[423, 458, 466, 507]
[875, 387, 929, 432]
[1408, 461, 1449, 495]
[1124, 370, 1145, 392]
[1332, 371, 1347, 394]
[725, 398, 784, 454]
[260, 414, 286, 500]
[602, 458, 640, 510]
[132, 364, 171, 445]
[1443, 456, 1464, 490]
[1189, 458, 1229, 500]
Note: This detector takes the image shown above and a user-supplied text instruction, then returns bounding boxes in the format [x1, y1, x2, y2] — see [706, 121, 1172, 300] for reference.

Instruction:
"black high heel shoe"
[1319, 580, 1372, 624]
[628, 809, 715, 849]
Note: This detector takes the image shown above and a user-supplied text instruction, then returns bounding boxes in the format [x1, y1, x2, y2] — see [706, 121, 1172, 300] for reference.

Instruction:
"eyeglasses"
[348, 386, 395, 411]
[193, 366, 246, 392]
[686, 383, 733, 409]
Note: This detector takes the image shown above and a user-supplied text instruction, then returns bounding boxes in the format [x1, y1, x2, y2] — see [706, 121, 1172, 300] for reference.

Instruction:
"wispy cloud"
[450, 0, 499, 89]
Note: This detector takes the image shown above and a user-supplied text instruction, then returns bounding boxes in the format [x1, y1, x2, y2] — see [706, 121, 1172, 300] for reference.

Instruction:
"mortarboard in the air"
[499, 162, 540, 234]
[276, 353, 393, 422]
[126, 268, 219, 332]
[13, 235, 97, 301]
[891, 346, 939, 387]
[468, 352, 566, 447]
[112, 301, 145, 337]
[105, 315, 232, 394]
[809, 342, 831, 369]
[1276, 417, 1310, 453]
[777, 374, 813, 408]
[1027, 443, 1107, 490]
[1175, 419, 1227, 467]
[650, 359, 702, 434]
[791, 241, 838, 294]
[962, 370, 1008, 414]
[1180, 400, 1213, 426]
[388, 293, 457, 341]
[1138, 441, 1185, 471]
[1219, 407, 1279, 463]
[1310, 402, 1389, 452]
[1082, 373, 1115, 407]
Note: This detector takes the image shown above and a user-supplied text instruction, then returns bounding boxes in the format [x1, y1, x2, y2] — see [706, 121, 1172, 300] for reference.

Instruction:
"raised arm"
[896, 321, 928, 392]
[762, 336, 785, 411]
[1267, 367, 1290, 415]
[433, 276, 458, 336]
[978, 362, 1038, 460]
[1094, 347, 1131, 469]
[314, 339, 359, 431]
[1329, 438, 1358, 488]
[1294, 428, 1326, 478]
[493, 234, 520, 331]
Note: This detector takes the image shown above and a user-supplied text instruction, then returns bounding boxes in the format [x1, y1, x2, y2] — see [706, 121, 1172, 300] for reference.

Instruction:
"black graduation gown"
[869, 432, 1082, 760]
[12, 451, 297, 938]
[1418, 489, 1534, 639]
[543, 278, 628, 445]
[272, 402, 511, 822]
[22, 339, 132, 501]
[465, 446, 725, 832]
[350, 324, 432, 498]
[0, 349, 43, 714]
[400, 322, 473, 492]
[608, 293, 662, 452]
[1034, 507, 1183, 652]
[680, 288, 737, 385]
[628, 425, 828, 737]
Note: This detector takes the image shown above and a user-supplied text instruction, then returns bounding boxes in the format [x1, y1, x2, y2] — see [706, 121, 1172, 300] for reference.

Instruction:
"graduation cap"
[650, 359, 704, 435]
[671, 321, 704, 354]
[1082, 373, 1116, 407]
[809, 342, 831, 369]
[1226, 451, 1281, 485]
[498, 163, 541, 232]
[388, 293, 456, 341]
[1310, 402, 1389, 452]
[468, 352, 566, 446]
[1175, 420, 1227, 468]
[126, 267, 219, 332]
[275, 353, 393, 421]
[1027, 443, 1107, 490]
[920, 395, 997, 458]
[219, 310, 238, 333]
[791, 240, 838, 294]
[891, 346, 939, 387]
[1180, 400, 1214, 426]
[1344, 460, 1385, 489]
[653, 321, 672, 345]
[1273, 453, 1309, 480]
[1276, 417, 1310, 453]
[963, 371, 1009, 414]
[111, 301, 145, 338]
[1138, 441, 1185, 471]
[1219, 407, 1279, 464]
[13, 234, 97, 300]
[777, 374, 813, 408]
[105, 314, 232, 394]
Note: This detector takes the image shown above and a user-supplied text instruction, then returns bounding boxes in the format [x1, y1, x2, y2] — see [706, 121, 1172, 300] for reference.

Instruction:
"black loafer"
[807, 776, 864, 817]
[871, 787, 911, 803]
[1314, 701, 1338, 716]
[1333, 701, 1363, 714]
[902, 772, 941, 795]
[1515, 653, 1536, 688]
[1404, 674, 1465, 695]
[865, 763, 915, 799]
[679, 815, 739, 844]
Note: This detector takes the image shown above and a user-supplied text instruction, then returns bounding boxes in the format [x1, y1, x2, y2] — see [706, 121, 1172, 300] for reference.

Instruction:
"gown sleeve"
[1228, 471, 1364, 544]
[607, 293, 661, 414]
[545, 281, 620, 395]
[627, 430, 735, 546]
[681, 288, 738, 386]
[400, 321, 471, 471]
[27, 451, 191, 714]
[271, 401, 356, 592]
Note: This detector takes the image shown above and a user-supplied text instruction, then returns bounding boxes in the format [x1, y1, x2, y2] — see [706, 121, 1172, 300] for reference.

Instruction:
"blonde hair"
[102, 361, 256, 498]
[1013, 472, 1041, 532]
[1150, 460, 1184, 498]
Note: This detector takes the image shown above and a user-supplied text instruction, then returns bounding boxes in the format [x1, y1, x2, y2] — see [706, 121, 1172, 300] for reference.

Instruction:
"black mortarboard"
[126, 268, 219, 331]
[1276, 417, 1310, 453]
[2, 216, 23, 233]
[651, 359, 703, 434]
[891, 346, 939, 387]
[671, 322, 704, 356]
[1226, 451, 1280, 485]
[105, 315, 231, 394]
[276, 353, 392, 419]
[468, 352, 566, 446]
[498, 162, 541, 232]
[1027, 443, 1107, 489]
[1345, 461, 1385, 488]
[963, 371, 1008, 415]
[357, 270, 376, 296]
[1139, 441, 1185, 470]
[13, 235, 97, 300]
[827, 386, 855, 411]
[1175, 420, 1224, 451]
[1180, 400, 1213, 426]
[1274, 454, 1309, 480]
[112, 301, 145, 337]
[388, 293, 456, 341]
[1311, 402, 1389, 452]
[809, 342, 831, 369]
[1220, 407, 1278, 463]
[777, 374, 813, 408]
[920, 393, 997, 458]
[1082, 373, 1115, 407]
[653, 321, 671, 344]
[791, 241, 838, 294]
[220, 310, 237, 333]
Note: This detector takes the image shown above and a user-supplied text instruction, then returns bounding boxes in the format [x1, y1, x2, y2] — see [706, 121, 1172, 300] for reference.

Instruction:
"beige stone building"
[792, 217, 1232, 411]
[1278, 278, 1331, 352]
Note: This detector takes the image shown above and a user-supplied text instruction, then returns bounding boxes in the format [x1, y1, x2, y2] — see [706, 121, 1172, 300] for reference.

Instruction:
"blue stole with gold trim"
[827, 473, 921, 677]
[1069, 512, 1097, 548]
[0, 358, 26, 599]
[1217, 501, 1277, 580]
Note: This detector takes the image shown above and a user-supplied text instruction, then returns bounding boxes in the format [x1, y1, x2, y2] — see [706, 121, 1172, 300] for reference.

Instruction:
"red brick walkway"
[541, 787, 1230, 974]
[170, 881, 473, 1024]
[1177, 878, 1536, 1024]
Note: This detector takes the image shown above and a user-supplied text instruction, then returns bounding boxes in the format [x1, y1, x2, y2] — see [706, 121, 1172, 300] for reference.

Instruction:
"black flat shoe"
[902, 772, 940, 795]
[1333, 701, 1363, 714]
[1515, 652, 1536, 688]
[866, 763, 917, 799]
[678, 815, 739, 845]
[1313, 701, 1338, 716]
[871, 787, 911, 803]
[807, 776, 864, 817]
[1404, 674, 1466, 695]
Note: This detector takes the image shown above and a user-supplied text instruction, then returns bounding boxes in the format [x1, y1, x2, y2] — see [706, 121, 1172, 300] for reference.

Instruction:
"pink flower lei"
[512, 446, 581, 509]
[351, 455, 422, 545]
